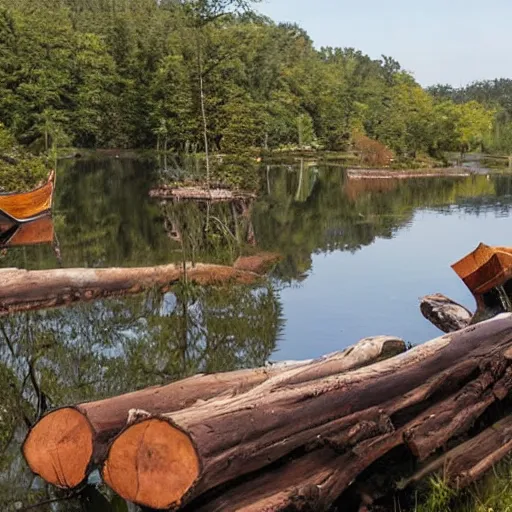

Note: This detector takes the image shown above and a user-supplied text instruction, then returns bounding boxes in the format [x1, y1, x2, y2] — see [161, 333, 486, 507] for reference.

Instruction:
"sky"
[256, 0, 512, 87]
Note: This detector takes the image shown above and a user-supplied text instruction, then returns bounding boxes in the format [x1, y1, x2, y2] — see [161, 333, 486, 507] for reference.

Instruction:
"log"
[400, 414, 512, 490]
[184, 447, 348, 512]
[22, 335, 405, 489]
[0, 257, 278, 316]
[184, 415, 400, 512]
[420, 293, 473, 333]
[149, 186, 256, 202]
[347, 168, 470, 179]
[102, 314, 512, 510]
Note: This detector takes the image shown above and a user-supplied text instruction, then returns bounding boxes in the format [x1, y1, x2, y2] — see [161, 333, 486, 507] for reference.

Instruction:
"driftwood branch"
[420, 293, 473, 333]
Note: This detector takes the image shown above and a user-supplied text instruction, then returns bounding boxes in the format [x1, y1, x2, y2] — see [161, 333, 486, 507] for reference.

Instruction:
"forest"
[0, 0, 511, 165]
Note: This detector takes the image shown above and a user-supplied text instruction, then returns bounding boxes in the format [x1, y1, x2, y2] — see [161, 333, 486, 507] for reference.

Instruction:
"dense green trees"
[0, 0, 499, 159]
[0, 122, 47, 191]
[428, 79, 512, 156]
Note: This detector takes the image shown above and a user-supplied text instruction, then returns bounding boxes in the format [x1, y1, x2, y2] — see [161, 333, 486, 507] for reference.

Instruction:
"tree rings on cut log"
[103, 419, 199, 509]
[22, 407, 93, 488]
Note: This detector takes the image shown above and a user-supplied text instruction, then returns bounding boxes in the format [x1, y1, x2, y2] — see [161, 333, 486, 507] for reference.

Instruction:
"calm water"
[1, 157, 511, 509]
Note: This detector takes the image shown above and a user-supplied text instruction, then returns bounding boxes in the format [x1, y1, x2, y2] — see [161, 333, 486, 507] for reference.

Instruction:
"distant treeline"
[429, 79, 512, 156]
[0, 0, 507, 159]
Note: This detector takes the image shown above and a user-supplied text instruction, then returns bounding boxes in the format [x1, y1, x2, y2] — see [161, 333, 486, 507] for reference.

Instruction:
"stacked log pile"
[22, 314, 512, 511]
[22, 336, 405, 490]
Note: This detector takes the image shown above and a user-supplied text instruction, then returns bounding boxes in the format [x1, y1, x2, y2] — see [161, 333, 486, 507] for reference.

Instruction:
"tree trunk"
[420, 293, 473, 333]
[23, 336, 405, 490]
[0, 256, 278, 316]
[185, 447, 352, 512]
[102, 314, 512, 510]
[196, 33, 210, 193]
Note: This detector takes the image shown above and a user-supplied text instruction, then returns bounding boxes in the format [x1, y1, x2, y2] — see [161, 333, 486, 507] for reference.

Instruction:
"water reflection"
[0, 282, 283, 510]
[0, 159, 510, 275]
[0, 157, 511, 510]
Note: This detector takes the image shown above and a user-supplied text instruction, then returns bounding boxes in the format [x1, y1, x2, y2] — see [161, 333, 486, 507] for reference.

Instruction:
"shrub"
[353, 133, 394, 167]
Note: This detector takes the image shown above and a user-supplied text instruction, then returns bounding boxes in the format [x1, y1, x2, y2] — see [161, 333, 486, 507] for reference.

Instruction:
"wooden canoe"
[0, 170, 55, 222]
[0, 214, 54, 248]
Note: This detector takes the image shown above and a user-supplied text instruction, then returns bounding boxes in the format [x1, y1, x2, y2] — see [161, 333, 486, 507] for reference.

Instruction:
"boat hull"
[0, 215, 54, 248]
[0, 170, 55, 222]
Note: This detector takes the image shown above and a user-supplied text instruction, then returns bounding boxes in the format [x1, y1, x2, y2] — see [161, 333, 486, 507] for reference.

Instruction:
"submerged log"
[0, 256, 279, 316]
[102, 314, 512, 510]
[420, 293, 473, 333]
[23, 335, 405, 489]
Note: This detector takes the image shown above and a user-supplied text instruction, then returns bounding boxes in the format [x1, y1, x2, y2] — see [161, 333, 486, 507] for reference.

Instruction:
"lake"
[1, 157, 511, 510]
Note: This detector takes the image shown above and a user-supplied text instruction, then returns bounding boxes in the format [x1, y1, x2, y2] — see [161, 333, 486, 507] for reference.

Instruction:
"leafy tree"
[0, 0, 499, 167]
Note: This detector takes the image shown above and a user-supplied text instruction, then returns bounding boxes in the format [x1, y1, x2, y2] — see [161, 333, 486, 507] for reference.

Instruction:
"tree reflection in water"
[0, 158, 511, 510]
[0, 281, 283, 511]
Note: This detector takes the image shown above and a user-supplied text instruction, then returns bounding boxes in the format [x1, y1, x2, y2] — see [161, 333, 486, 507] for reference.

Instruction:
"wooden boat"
[452, 243, 512, 320]
[0, 214, 54, 248]
[0, 170, 55, 223]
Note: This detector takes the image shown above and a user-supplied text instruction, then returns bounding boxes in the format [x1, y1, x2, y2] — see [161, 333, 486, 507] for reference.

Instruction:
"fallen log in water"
[22, 335, 405, 489]
[420, 293, 473, 333]
[347, 168, 470, 179]
[102, 314, 512, 510]
[0, 253, 280, 316]
[149, 185, 256, 202]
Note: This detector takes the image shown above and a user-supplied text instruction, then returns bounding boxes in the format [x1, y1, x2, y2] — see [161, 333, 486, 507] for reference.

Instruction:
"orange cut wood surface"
[452, 243, 512, 294]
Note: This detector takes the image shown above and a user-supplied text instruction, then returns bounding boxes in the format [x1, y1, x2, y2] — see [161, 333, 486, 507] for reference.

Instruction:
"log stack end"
[22, 407, 94, 488]
[103, 418, 199, 510]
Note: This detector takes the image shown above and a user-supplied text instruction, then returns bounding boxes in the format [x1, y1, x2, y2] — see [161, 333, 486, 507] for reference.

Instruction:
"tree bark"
[102, 314, 512, 510]
[23, 336, 405, 490]
[400, 413, 512, 490]
[0, 255, 279, 316]
[420, 293, 473, 333]
[185, 447, 350, 512]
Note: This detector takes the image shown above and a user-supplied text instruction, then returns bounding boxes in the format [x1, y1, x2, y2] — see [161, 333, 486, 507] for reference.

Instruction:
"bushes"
[353, 133, 394, 167]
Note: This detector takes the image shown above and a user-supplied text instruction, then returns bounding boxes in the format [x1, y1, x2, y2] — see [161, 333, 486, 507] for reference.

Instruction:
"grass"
[409, 459, 512, 512]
